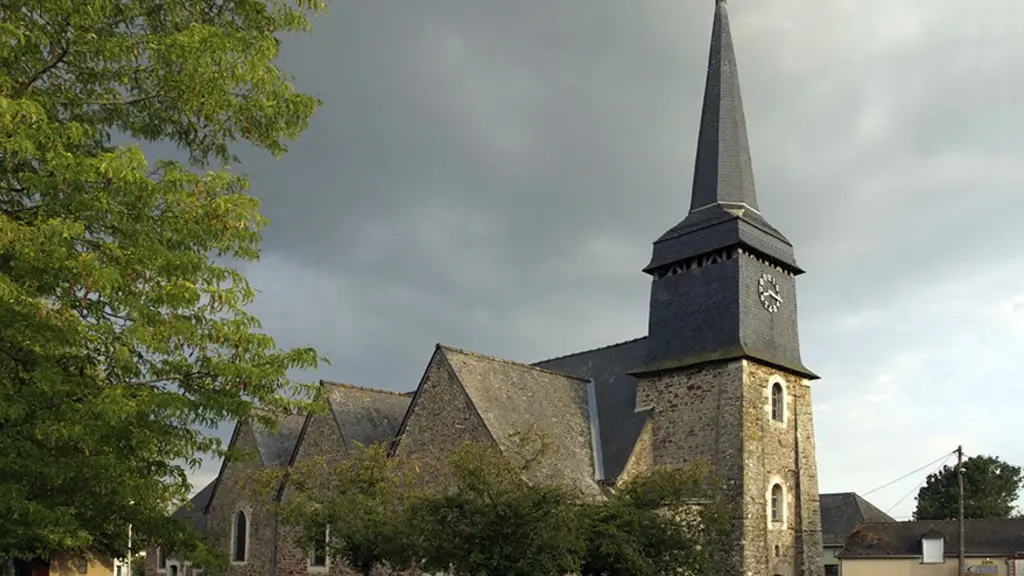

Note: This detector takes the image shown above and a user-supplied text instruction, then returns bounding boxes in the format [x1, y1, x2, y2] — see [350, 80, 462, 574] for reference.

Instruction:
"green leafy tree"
[282, 433, 734, 576]
[411, 439, 585, 576]
[579, 463, 733, 576]
[0, 0, 327, 563]
[915, 455, 1023, 520]
[411, 435, 733, 576]
[280, 443, 422, 576]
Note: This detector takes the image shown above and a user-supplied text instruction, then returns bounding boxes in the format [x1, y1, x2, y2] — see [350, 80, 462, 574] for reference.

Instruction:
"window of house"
[770, 483, 784, 524]
[169, 566, 178, 576]
[824, 566, 839, 576]
[309, 527, 329, 571]
[922, 536, 944, 564]
[233, 510, 248, 563]
[76, 558, 88, 575]
[157, 548, 166, 571]
[770, 382, 784, 422]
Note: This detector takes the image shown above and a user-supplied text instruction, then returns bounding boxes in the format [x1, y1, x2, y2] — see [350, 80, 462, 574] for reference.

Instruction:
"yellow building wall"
[49, 552, 115, 576]
[841, 557, 1008, 576]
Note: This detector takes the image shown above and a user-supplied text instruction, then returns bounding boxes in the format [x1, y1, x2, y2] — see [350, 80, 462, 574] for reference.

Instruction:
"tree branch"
[128, 372, 212, 387]
[21, 41, 69, 93]
[71, 94, 162, 107]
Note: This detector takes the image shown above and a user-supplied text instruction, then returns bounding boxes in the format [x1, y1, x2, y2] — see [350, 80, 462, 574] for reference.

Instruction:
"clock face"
[758, 272, 783, 313]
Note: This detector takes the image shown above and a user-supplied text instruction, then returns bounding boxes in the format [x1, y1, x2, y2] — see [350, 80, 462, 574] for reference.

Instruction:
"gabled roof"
[172, 480, 216, 533]
[322, 381, 412, 450]
[438, 345, 600, 494]
[252, 413, 307, 469]
[204, 412, 305, 512]
[840, 518, 1024, 558]
[533, 337, 649, 482]
[819, 492, 895, 547]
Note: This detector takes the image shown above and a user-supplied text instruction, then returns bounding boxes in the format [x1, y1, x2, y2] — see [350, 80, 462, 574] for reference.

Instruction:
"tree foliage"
[0, 0, 327, 562]
[579, 464, 733, 576]
[411, 438, 586, 576]
[914, 455, 1023, 520]
[279, 444, 422, 576]
[283, 436, 734, 576]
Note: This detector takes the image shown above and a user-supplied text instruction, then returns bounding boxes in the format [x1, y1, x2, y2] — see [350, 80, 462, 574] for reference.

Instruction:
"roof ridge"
[437, 343, 589, 382]
[251, 407, 305, 419]
[853, 518, 1024, 527]
[853, 492, 894, 520]
[531, 336, 647, 365]
[320, 379, 412, 397]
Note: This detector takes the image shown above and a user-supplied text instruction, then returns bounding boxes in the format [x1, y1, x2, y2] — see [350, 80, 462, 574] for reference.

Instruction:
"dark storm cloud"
[232, 0, 1022, 382]
[176, 1, 1024, 511]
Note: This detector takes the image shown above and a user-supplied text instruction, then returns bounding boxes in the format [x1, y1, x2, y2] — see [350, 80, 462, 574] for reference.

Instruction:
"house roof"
[172, 480, 216, 533]
[840, 518, 1024, 558]
[439, 345, 600, 494]
[820, 492, 895, 547]
[252, 413, 307, 469]
[533, 337, 649, 482]
[322, 381, 412, 450]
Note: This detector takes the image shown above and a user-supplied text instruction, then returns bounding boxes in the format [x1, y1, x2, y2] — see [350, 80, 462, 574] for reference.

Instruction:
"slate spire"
[643, 0, 801, 276]
[690, 0, 757, 213]
[637, 0, 814, 379]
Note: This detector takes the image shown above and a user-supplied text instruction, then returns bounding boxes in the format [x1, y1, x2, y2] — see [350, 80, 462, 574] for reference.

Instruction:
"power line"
[884, 453, 954, 510]
[862, 450, 958, 497]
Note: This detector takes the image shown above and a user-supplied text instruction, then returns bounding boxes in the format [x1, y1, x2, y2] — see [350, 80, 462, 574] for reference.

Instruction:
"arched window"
[156, 548, 166, 571]
[770, 483, 784, 523]
[233, 510, 248, 563]
[169, 566, 178, 576]
[309, 526, 329, 571]
[770, 382, 784, 422]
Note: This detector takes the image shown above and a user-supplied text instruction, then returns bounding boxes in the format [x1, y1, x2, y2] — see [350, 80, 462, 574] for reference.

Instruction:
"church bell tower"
[631, 1, 824, 574]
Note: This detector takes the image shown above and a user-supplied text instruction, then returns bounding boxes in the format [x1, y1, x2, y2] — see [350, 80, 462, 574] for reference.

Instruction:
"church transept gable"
[440, 346, 601, 495]
[391, 346, 494, 459]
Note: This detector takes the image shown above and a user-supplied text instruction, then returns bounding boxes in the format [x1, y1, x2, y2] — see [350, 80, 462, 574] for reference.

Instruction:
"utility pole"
[126, 523, 132, 576]
[957, 445, 965, 575]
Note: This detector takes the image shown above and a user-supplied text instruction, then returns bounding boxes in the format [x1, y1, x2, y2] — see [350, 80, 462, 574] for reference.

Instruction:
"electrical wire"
[884, 453, 956, 515]
[862, 449, 959, 497]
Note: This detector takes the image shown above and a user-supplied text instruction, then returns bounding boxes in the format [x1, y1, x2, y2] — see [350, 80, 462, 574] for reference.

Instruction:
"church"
[148, 2, 825, 575]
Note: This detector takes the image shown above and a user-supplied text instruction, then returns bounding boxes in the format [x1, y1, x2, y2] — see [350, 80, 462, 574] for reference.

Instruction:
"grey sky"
[185, 0, 1024, 520]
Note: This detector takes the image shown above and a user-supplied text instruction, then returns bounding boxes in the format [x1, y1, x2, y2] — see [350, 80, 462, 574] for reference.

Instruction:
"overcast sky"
[183, 0, 1024, 521]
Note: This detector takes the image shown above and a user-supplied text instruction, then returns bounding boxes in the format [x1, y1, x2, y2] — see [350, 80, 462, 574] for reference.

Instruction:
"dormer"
[921, 529, 945, 564]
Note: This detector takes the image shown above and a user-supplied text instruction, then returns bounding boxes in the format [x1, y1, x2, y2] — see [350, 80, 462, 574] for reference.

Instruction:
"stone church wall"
[205, 423, 276, 576]
[635, 360, 746, 482]
[742, 361, 823, 576]
[393, 352, 492, 460]
[635, 358, 824, 576]
[276, 411, 401, 576]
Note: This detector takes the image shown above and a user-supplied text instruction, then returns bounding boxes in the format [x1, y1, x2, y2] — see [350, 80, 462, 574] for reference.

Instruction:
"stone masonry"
[205, 422, 277, 576]
[276, 412, 343, 576]
[277, 383, 411, 576]
[636, 359, 824, 576]
[393, 348, 493, 460]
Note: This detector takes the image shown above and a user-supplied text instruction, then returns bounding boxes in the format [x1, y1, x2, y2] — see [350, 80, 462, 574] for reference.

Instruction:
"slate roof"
[252, 413, 307, 469]
[840, 518, 1024, 558]
[689, 0, 758, 214]
[533, 337, 649, 483]
[322, 381, 412, 450]
[819, 492, 895, 547]
[440, 345, 601, 494]
[172, 480, 216, 533]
